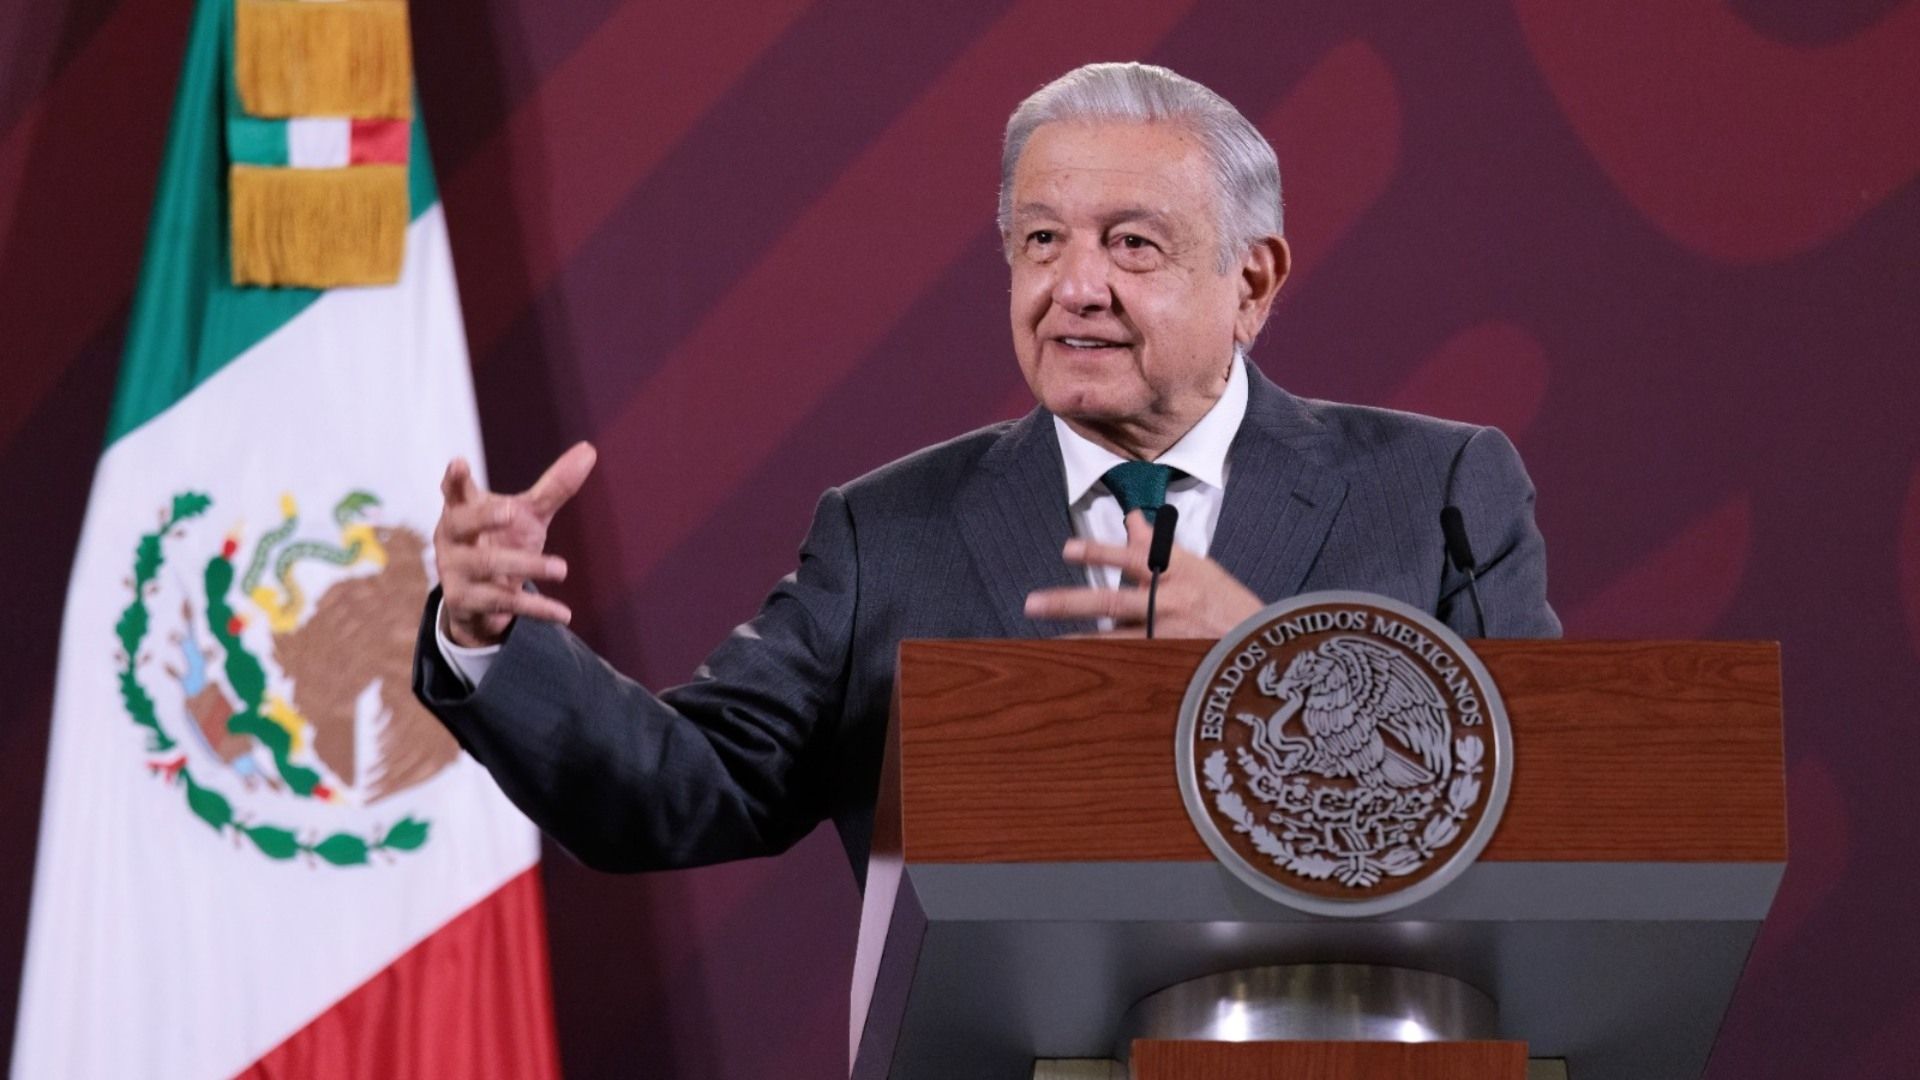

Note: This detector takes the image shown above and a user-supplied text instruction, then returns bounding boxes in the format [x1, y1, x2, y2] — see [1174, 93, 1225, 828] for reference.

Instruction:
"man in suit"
[412, 62, 1559, 886]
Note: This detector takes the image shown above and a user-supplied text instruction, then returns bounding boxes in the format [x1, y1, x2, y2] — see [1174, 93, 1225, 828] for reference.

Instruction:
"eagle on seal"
[1249, 636, 1452, 790]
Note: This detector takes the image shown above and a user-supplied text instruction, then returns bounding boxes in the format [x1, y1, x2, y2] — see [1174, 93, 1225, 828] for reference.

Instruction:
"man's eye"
[1028, 230, 1055, 245]
[1111, 234, 1163, 267]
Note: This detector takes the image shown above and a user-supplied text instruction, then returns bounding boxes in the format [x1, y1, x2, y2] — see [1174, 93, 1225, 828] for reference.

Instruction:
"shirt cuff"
[434, 596, 501, 690]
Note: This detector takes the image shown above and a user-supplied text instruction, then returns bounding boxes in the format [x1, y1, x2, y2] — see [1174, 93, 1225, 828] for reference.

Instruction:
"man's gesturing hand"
[435, 441, 597, 648]
[1023, 510, 1262, 638]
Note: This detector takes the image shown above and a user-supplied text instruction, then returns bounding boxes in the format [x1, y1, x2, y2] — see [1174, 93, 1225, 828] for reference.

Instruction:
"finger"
[1059, 622, 1144, 638]
[1024, 586, 1150, 623]
[441, 457, 484, 507]
[453, 582, 573, 625]
[1124, 509, 1155, 548]
[525, 441, 598, 518]
[444, 546, 568, 584]
[1062, 536, 1152, 581]
[1061, 511, 1157, 583]
[442, 494, 522, 543]
[1061, 536, 1132, 566]
[1124, 511, 1164, 583]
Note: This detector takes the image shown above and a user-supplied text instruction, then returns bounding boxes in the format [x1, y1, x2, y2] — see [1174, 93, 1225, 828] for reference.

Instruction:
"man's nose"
[1051, 239, 1112, 315]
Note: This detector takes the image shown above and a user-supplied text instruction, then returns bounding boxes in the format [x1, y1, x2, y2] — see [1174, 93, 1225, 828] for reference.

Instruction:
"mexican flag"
[10, 1, 558, 1076]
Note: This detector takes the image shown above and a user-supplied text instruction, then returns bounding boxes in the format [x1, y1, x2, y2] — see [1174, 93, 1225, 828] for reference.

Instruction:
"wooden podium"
[849, 639, 1785, 1079]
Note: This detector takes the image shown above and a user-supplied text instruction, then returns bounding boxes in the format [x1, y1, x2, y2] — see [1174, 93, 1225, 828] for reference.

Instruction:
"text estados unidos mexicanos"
[1199, 608, 1483, 740]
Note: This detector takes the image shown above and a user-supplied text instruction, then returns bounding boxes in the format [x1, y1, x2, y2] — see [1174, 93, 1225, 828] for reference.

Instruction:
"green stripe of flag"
[107, 0, 440, 447]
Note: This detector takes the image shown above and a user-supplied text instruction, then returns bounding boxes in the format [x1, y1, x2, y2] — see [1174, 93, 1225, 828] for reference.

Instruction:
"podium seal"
[1176, 591, 1512, 916]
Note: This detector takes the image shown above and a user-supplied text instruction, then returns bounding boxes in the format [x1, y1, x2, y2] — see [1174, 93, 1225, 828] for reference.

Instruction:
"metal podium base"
[1112, 964, 1500, 1059]
[1029, 1056, 1568, 1080]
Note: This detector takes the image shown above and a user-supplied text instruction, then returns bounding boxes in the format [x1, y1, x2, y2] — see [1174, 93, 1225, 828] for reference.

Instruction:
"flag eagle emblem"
[115, 487, 454, 866]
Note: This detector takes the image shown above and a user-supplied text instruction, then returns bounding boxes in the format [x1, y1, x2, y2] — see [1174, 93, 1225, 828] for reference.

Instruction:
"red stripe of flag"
[235, 868, 559, 1080]
[350, 119, 411, 165]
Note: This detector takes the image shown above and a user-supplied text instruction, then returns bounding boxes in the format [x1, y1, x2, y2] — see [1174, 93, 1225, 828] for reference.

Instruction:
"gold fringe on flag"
[235, 0, 412, 119]
[230, 165, 408, 287]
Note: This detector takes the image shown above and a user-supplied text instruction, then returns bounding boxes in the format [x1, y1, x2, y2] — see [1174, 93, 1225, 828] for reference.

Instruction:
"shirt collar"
[1052, 354, 1249, 505]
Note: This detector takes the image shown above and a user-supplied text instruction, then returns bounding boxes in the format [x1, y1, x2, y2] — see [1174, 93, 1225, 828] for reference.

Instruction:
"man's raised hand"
[1023, 510, 1262, 638]
[435, 441, 598, 648]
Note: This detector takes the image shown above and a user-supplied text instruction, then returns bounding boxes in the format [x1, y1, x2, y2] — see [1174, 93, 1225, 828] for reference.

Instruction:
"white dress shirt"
[436, 355, 1249, 687]
[1053, 353, 1246, 590]
[436, 599, 502, 689]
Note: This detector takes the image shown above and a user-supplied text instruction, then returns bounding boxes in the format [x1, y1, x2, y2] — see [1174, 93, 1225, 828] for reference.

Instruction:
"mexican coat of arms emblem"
[1176, 591, 1514, 916]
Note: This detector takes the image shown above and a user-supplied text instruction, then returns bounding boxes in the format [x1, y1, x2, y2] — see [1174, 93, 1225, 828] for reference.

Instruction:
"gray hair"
[998, 62, 1283, 271]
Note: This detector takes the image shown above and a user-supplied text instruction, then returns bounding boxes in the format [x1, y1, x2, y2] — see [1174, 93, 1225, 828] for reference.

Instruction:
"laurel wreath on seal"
[114, 492, 429, 867]
[1203, 736, 1485, 888]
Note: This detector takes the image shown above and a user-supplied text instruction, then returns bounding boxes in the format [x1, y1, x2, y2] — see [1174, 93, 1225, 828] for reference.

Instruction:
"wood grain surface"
[893, 639, 1785, 863]
[1129, 1039, 1528, 1080]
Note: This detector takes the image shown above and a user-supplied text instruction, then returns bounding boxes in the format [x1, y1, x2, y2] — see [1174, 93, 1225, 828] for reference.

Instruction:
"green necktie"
[1101, 461, 1185, 524]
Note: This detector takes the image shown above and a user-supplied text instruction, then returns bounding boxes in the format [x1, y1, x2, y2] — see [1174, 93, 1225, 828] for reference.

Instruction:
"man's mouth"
[1055, 336, 1128, 350]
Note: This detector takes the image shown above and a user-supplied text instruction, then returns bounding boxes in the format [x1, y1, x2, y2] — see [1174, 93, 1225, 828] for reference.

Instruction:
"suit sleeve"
[411, 488, 857, 872]
[1437, 427, 1562, 639]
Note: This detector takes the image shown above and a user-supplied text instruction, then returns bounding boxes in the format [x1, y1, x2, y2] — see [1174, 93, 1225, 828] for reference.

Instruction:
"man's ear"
[1234, 235, 1291, 346]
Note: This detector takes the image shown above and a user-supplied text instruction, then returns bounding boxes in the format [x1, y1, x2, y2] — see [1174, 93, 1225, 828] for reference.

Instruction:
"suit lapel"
[1210, 367, 1351, 602]
[954, 409, 1093, 638]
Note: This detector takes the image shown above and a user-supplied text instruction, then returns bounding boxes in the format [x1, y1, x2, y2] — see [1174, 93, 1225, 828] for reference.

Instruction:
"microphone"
[1439, 506, 1487, 637]
[1146, 504, 1179, 639]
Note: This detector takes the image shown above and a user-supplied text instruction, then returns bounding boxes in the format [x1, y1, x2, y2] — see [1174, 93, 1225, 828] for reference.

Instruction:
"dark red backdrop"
[3, 1, 1916, 1076]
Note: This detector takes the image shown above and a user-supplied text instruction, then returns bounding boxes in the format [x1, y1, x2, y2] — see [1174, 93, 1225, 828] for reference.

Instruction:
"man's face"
[1007, 120, 1254, 446]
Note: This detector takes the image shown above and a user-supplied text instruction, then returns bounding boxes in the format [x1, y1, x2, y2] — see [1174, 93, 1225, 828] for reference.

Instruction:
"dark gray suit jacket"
[412, 366, 1559, 886]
